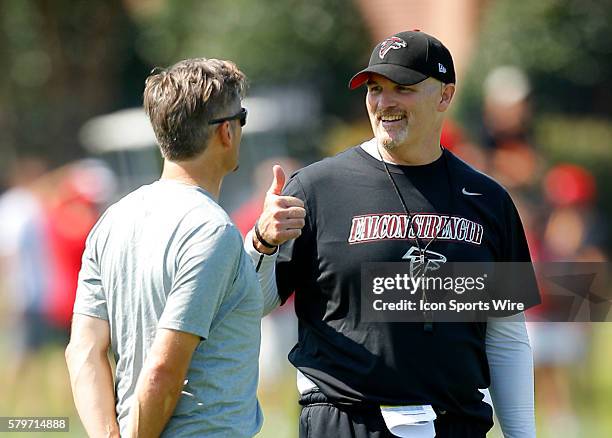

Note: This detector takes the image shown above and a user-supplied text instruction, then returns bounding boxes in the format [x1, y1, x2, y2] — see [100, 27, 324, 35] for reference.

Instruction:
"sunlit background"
[1, 0, 611, 436]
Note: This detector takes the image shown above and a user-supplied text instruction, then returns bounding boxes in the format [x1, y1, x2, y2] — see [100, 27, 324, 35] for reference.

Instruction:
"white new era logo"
[438, 63, 447, 73]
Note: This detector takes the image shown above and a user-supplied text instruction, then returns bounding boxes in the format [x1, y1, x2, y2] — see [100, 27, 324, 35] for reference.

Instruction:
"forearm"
[486, 312, 535, 438]
[66, 346, 119, 438]
[245, 228, 280, 315]
[126, 365, 185, 437]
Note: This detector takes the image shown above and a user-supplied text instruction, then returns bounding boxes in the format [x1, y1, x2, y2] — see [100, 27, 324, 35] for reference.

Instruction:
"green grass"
[1, 325, 611, 437]
[0, 342, 86, 438]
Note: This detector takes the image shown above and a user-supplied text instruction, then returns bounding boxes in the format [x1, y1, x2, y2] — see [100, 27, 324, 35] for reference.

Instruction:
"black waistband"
[299, 389, 491, 437]
[300, 389, 444, 414]
[299, 389, 378, 411]
[299, 389, 478, 422]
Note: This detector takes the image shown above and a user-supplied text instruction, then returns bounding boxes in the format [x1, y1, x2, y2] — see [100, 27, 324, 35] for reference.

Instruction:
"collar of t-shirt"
[360, 138, 384, 160]
[360, 138, 443, 167]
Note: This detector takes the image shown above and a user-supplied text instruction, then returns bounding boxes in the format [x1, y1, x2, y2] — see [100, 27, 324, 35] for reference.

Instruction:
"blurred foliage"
[535, 116, 612, 168]
[456, 0, 612, 131]
[0, 0, 369, 173]
[454, 0, 612, 240]
[0, 0, 144, 166]
[134, 0, 367, 83]
[132, 0, 369, 119]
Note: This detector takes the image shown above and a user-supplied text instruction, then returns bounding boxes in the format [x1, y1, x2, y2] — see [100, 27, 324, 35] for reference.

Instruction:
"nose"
[377, 89, 397, 110]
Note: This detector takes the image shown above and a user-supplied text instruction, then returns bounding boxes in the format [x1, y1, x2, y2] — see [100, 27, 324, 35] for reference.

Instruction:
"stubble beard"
[377, 124, 408, 151]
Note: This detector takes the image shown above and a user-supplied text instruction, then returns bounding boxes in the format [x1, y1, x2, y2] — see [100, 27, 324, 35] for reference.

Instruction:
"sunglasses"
[208, 108, 248, 127]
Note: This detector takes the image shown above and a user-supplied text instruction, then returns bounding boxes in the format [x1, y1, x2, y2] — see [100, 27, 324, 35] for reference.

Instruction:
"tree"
[0, 0, 145, 168]
[456, 0, 612, 130]
[0, 0, 370, 176]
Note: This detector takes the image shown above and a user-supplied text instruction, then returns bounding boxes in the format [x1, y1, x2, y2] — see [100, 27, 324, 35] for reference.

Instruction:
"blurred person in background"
[482, 66, 533, 152]
[527, 163, 606, 437]
[65, 58, 286, 437]
[0, 158, 114, 415]
[479, 66, 546, 265]
[44, 160, 116, 336]
[481, 66, 545, 257]
[482, 66, 544, 200]
[541, 163, 605, 262]
[479, 65, 608, 437]
[480, 64, 609, 437]
[0, 156, 52, 411]
[245, 31, 539, 438]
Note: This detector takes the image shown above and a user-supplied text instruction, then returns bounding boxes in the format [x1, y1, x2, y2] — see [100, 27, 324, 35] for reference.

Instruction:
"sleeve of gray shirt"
[486, 312, 536, 438]
[244, 229, 280, 316]
[73, 218, 109, 321]
[158, 223, 242, 340]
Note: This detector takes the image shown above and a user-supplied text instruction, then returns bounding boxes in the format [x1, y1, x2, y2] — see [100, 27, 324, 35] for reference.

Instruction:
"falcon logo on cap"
[378, 37, 407, 59]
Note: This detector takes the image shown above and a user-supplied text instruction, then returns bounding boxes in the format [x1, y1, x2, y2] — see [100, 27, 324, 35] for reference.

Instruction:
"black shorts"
[299, 391, 490, 438]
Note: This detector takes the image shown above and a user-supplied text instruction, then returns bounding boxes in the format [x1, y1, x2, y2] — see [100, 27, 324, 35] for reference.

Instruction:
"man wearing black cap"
[247, 30, 538, 437]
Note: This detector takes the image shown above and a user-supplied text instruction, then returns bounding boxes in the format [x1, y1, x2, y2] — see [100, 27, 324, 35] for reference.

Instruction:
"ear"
[438, 83, 455, 112]
[217, 121, 234, 149]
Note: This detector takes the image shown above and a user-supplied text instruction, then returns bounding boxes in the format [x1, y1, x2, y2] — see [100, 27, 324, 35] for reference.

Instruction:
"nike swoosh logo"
[462, 188, 482, 196]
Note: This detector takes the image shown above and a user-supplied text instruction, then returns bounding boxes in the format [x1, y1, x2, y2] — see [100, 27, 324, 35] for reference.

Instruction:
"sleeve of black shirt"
[489, 193, 542, 316]
[276, 173, 315, 305]
[501, 193, 532, 263]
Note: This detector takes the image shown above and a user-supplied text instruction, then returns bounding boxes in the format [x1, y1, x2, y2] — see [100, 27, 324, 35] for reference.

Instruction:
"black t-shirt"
[276, 145, 539, 427]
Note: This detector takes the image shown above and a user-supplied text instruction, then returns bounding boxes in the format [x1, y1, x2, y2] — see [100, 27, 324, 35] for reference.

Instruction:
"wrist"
[252, 228, 277, 255]
[253, 221, 278, 253]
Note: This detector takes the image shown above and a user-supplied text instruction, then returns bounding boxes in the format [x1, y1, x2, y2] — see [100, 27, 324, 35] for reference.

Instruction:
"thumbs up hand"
[252, 165, 306, 254]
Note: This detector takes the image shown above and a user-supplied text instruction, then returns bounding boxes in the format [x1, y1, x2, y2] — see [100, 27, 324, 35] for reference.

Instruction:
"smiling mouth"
[378, 114, 405, 123]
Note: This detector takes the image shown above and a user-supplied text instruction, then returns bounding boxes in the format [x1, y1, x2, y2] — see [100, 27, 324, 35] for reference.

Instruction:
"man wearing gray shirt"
[65, 58, 291, 437]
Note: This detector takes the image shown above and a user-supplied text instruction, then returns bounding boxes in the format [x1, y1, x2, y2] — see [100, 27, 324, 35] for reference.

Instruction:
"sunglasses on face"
[208, 108, 247, 127]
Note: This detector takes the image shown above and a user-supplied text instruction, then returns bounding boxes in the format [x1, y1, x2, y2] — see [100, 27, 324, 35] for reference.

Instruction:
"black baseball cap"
[349, 30, 455, 89]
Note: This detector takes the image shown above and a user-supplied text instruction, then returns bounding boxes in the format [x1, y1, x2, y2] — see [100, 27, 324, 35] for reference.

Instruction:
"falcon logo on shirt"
[379, 37, 407, 59]
[402, 246, 447, 277]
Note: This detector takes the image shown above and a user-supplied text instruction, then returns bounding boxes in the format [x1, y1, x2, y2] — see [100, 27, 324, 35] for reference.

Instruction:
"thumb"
[267, 165, 286, 195]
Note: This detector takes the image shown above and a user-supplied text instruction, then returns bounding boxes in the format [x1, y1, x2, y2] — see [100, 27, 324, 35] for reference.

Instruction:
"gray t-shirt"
[74, 179, 264, 437]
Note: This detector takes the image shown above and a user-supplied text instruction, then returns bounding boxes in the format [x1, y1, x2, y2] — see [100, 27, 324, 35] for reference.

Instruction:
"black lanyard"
[377, 144, 455, 332]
